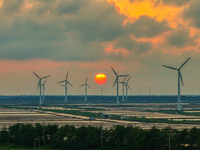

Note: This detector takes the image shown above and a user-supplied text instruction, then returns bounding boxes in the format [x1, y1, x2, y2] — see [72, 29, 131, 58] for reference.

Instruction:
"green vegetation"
[1, 123, 200, 150]
[40, 108, 200, 125]
[4, 105, 200, 125]
[147, 109, 200, 117]
[42, 109, 102, 118]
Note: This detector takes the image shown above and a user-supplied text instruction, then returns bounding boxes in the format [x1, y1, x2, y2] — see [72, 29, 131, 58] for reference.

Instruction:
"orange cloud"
[107, 0, 188, 28]
[104, 43, 130, 56]
[106, 0, 200, 56]
[0, 1, 3, 7]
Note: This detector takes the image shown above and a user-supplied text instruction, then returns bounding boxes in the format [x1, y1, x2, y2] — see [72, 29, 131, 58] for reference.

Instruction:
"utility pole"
[43, 121, 45, 147]
[100, 123, 103, 147]
[34, 138, 36, 150]
[169, 133, 170, 150]
[168, 126, 171, 150]
[39, 138, 40, 149]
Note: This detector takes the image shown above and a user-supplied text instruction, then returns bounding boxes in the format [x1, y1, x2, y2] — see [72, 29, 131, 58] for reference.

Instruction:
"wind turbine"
[111, 66, 129, 105]
[125, 76, 131, 101]
[79, 77, 92, 102]
[33, 71, 50, 105]
[139, 87, 144, 95]
[146, 86, 153, 95]
[41, 79, 47, 103]
[162, 57, 191, 111]
[57, 72, 73, 103]
[99, 86, 105, 95]
[118, 76, 127, 102]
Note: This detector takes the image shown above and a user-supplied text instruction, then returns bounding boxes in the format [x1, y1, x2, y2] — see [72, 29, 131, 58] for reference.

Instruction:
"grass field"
[1, 102, 200, 130]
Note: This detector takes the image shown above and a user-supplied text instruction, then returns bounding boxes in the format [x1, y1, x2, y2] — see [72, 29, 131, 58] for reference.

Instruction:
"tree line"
[1, 123, 200, 150]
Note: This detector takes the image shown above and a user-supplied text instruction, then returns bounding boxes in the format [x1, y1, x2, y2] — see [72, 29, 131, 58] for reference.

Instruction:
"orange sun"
[95, 73, 107, 84]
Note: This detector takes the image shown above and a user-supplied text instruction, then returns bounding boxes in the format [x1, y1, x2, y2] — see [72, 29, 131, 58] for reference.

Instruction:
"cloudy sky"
[0, 0, 200, 96]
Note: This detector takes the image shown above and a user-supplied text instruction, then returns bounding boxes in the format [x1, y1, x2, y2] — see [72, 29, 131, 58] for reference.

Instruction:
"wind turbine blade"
[43, 79, 47, 85]
[126, 83, 131, 90]
[126, 76, 131, 83]
[66, 71, 69, 80]
[43, 85, 46, 92]
[162, 65, 178, 70]
[179, 57, 191, 70]
[118, 75, 129, 77]
[87, 84, 92, 89]
[67, 81, 73, 87]
[111, 66, 118, 76]
[79, 84, 85, 87]
[37, 82, 40, 90]
[57, 80, 65, 84]
[41, 75, 51, 79]
[60, 85, 65, 86]
[85, 77, 87, 84]
[113, 78, 117, 87]
[33, 71, 40, 79]
[123, 76, 127, 82]
[179, 71, 184, 86]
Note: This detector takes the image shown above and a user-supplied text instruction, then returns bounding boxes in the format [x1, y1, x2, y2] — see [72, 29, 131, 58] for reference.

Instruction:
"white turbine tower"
[79, 77, 92, 102]
[162, 57, 191, 111]
[33, 71, 50, 105]
[111, 66, 129, 105]
[41, 79, 47, 103]
[57, 72, 73, 103]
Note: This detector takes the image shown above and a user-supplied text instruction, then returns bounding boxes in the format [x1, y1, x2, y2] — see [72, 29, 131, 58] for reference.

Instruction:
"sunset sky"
[0, 0, 200, 96]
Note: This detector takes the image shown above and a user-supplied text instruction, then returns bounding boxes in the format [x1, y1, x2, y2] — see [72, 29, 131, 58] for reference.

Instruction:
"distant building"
[89, 116, 95, 120]
[120, 116, 130, 119]
[101, 113, 112, 119]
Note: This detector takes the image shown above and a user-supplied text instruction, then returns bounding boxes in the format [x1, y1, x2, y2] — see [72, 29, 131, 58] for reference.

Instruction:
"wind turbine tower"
[79, 78, 92, 102]
[162, 57, 191, 111]
[33, 71, 50, 105]
[57, 72, 73, 102]
[111, 67, 129, 105]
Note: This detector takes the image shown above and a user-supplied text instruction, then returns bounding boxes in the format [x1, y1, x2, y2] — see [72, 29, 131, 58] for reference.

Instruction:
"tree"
[8, 123, 21, 144]
[0, 126, 8, 143]
[19, 124, 36, 147]
[188, 127, 200, 149]
[45, 124, 58, 144]
[51, 124, 75, 149]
